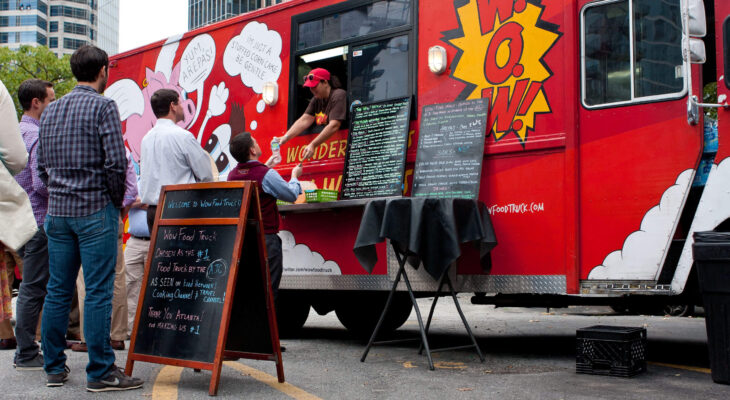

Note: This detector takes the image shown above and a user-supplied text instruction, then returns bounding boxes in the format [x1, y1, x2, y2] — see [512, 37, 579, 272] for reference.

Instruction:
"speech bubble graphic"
[105, 79, 143, 121]
[180, 34, 216, 126]
[223, 21, 282, 93]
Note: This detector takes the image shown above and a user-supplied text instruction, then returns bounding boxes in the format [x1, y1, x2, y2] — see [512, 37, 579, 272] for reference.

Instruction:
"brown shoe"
[71, 342, 87, 352]
[110, 340, 125, 350]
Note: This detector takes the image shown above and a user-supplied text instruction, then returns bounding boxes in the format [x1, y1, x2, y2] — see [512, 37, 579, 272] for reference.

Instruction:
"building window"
[64, 21, 88, 35]
[49, 36, 57, 48]
[581, 0, 684, 107]
[49, 20, 57, 32]
[63, 37, 87, 50]
[291, 0, 414, 128]
[49, 5, 88, 19]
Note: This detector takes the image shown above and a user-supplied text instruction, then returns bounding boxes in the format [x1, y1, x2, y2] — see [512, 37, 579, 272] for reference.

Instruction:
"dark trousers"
[146, 205, 157, 233]
[14, 226, 49, 362]
[265, 234, 282, 301]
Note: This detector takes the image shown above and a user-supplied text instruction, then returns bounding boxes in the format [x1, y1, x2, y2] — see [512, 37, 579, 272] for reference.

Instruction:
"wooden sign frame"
[125, 181, 284, 396]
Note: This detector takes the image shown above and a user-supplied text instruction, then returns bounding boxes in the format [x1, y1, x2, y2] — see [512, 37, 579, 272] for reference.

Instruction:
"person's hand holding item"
[291, 163, 303, 180]
[265, 155, 280, 167]
[302, 143, 317, 161]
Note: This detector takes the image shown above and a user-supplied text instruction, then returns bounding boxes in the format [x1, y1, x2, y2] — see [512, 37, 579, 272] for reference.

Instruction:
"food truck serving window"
[290, 0, 415, 129]
[581, 0, 685, 108]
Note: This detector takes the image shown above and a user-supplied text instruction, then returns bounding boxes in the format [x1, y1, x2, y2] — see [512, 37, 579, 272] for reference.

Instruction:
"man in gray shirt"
[139, 89, 214, 229]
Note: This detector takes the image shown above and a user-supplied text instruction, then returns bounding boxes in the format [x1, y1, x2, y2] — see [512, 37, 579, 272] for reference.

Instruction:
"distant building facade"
[188, 0, 286, 30]
[0, 0, 119, 56]
[97, 0, 118, 55]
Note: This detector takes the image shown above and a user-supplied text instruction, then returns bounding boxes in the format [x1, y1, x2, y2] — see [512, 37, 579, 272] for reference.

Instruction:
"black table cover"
[353, 198, 497, 279]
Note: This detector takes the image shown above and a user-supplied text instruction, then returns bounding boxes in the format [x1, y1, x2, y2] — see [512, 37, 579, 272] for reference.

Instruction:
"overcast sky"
[118, 0, 188, 53]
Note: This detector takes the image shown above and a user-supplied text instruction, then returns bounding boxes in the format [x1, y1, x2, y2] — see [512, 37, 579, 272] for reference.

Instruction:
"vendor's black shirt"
[304, 88, 347, 126]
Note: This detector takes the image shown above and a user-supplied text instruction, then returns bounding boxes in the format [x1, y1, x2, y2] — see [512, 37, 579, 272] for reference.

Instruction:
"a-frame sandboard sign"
[125, 181, 284, 396]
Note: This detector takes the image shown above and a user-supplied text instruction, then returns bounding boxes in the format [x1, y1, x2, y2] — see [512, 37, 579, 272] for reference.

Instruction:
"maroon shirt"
[227, 161, 280, 234]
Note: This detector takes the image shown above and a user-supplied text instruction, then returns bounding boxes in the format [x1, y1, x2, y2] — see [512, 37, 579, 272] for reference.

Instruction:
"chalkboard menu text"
[412, 99, 488, 199]
[341, 97, 411, 199]
[134, 224, 236, 362]
[162, 187, 244, 219]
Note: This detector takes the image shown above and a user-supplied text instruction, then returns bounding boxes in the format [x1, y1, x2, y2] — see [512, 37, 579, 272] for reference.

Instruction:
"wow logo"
[444, 0, 560, 144]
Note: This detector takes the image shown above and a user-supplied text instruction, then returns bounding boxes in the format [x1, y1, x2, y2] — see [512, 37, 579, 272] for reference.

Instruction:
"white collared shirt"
[139, 118, 213, 205]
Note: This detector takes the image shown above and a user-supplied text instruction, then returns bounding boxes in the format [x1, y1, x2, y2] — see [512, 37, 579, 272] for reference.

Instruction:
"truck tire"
[335, 292, 413, 338]
[276, 293, 311, 337]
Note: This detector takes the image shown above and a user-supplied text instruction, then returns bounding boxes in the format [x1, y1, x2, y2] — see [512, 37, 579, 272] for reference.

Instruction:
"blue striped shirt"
[37, 85, 127, 217]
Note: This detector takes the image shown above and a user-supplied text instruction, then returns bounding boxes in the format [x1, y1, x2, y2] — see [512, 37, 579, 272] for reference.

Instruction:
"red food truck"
[108, 0, 730, 335]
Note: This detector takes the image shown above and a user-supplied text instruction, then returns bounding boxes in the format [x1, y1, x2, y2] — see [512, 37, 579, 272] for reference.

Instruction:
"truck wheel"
[662, 304, 693, 317]
[276, 293, 311, 337]
[335, 292, 413, 338]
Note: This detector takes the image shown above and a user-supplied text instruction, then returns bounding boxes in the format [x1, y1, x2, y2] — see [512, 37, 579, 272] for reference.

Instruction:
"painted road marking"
[224, 361, 322, 400]
[648, 361, 711, 374]
[151, 362, 321, 399]
[152, 366, 184, 400]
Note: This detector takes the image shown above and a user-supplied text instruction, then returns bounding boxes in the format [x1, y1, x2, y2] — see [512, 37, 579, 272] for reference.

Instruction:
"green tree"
[0, 45, 76, 118]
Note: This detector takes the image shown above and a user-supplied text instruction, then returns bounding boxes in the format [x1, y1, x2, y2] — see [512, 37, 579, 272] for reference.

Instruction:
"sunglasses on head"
[304, 74, 321, 82]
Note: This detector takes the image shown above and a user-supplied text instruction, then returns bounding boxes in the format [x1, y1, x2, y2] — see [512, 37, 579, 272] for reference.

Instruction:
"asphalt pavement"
[2, 296, 730, 399]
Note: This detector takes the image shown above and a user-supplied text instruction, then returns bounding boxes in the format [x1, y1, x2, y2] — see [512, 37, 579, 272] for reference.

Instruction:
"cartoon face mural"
[122, 66, 197, 163]
[443, 0, 561, 145]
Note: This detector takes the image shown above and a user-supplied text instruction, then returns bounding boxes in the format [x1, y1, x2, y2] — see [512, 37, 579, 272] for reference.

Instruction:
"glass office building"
[188, 0, 286, 30]
[1, 0, 118, 56]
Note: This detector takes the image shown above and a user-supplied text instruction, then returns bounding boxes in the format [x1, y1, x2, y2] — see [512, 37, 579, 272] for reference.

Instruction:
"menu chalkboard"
[341, 97, 411, 199]
[126, 182, 284, 396]
[133, 224, 236, 362]
[412, 99, 488, 199]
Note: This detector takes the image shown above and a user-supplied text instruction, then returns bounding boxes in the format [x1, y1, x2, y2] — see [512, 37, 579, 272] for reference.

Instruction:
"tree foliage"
[0, 45, 76, 118]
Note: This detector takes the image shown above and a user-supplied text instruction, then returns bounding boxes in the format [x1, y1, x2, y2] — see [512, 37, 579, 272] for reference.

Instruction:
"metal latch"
[687, 95, 729, 125]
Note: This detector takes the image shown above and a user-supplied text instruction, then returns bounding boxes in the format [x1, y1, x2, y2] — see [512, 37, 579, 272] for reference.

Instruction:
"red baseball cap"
[303, 68, 330, 88]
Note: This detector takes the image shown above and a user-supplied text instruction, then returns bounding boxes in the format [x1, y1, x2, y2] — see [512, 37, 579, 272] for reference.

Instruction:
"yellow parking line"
[151, 362, 320, 399]
[152, 365, 184, 400]
[224, 361, 322, 400]
[648, 361, 711, 374]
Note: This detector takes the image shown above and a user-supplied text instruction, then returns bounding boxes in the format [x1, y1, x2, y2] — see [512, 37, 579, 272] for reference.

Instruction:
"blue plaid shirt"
[37, 85, 127, 217]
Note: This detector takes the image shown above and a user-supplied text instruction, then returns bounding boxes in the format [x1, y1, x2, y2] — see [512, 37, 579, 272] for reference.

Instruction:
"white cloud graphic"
[588, 169, 693, 280]
[279, 230, 342, 275]
[672, 157, 730, 292]
[223, 21, 282, 94]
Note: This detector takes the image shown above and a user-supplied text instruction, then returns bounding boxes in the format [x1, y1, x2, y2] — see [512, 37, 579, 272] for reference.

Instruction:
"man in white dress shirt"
[139, 89, 214, 230]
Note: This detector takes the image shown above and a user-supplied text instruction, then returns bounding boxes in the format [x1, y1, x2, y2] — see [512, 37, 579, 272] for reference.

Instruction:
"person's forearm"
[281, 115, 314, 144]
[311, 121, 341, 148]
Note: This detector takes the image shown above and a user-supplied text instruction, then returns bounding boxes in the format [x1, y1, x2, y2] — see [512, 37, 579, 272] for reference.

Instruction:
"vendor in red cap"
[278, 67, 347, 161]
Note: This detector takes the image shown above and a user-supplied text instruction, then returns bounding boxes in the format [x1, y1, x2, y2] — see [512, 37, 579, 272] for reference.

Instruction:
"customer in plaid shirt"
[37, 45, 143, 392]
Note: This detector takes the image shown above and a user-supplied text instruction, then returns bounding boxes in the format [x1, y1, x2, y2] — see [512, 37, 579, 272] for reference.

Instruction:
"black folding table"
[353, 198, 497, 370]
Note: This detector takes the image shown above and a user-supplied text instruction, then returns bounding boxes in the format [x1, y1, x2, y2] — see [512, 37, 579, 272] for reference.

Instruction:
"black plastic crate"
[576, 325, 647, 377]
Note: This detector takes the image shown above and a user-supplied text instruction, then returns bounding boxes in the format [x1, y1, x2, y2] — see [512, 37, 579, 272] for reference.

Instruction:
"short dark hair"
[70, 45, 109, 82]
[229, 132, 254, 163]
[18, 79, 52, 111]
[150, 89, 179, 118]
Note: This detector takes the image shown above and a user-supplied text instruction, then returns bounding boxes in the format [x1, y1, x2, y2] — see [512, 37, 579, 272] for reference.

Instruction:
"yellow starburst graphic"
[445, 0, 560, 144]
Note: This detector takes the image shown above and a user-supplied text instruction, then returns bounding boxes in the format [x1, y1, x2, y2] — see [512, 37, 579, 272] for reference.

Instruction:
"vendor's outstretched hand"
[302, 143, 316, 160]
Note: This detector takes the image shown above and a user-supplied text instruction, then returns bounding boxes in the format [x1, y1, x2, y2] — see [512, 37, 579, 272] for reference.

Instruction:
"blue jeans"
[42, 203, 119, 381]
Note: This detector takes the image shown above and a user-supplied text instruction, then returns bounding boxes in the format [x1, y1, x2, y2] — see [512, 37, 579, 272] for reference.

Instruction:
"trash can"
[692, 231, 730, 384]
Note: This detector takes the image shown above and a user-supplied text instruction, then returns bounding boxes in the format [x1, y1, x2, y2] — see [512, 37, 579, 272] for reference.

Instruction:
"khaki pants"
[124, 236, 149, 334]
[77, 220, 128, 341]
